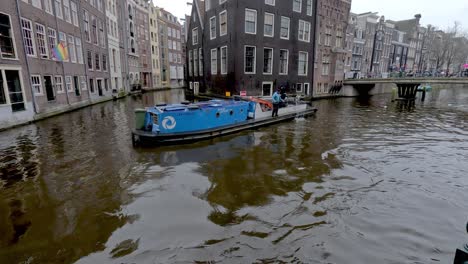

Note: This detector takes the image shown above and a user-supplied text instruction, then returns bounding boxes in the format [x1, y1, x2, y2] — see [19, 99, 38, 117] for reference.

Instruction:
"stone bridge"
[341, 78, 468, 99]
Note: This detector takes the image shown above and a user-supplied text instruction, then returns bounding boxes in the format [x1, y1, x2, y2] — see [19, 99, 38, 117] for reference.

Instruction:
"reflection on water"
[0, 87, 467, 263]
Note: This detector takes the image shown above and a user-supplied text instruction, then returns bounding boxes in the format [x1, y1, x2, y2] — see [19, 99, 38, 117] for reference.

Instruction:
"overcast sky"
[154, 0, 468, 30]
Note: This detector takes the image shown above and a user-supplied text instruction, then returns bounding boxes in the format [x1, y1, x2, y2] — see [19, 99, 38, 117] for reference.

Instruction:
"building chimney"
[415, 14, 422, 23]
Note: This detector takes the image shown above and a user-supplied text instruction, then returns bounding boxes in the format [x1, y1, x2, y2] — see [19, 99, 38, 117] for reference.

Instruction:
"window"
[58, 32, 68, 62]
[210, 16, 216, 39]
[63, 0, 71, 23]
[263, 48, 273, 74]
[55, 0, 63, 19]
[244, 46, 256, 74]
[0, 14, 16, 59]
[97, 0, 102, 11]
[220, 46, 227, 75]
[298, 20, 311, 42]
[112, 49, 116, 72]
[3, 70, 26, 111]
[219, 10, 227, 36]
[31, 75, 42, 95]
[194, 49, 198, 76]
[65, 76, 72, 92]
[87, 50, 93, 69]
[95, 53, 100, 70]
[83, 10, 90, 42]
[52, 75, 63, 94]
[280, 17, 290, 40]
[75, 38, 83, 64]
[262, 82, 273, 96]
[306, 0, 312, 16]
[189, 50, 193, 76]
[47, 28, 56, 60]
[44, 0, 53, 14]
[293, 0, 302, 12]
[71, 1, 79, 26]
[279, 49, 288, 75]
[98, 20, 104, 47]
[264, 13, 274, 37]
[245, 9, 257, 34]
[32, 0, 42, 9]
[265, 0, 275, 6]
[68, 35, 76, 63]
[296, 83, 303, 93]
[91, 16, 97, 45]
[192, 28, 198, 45]
[102, 54, 107, 71]
[210, 48, 217, 75]
[298, 51, 308, 76]
[21, 18, 36, 56]
[36, 24, 49, 59]
[199, 48, 203, 76]
[80, 76, 87, 90]
[322, 63, 329, 75]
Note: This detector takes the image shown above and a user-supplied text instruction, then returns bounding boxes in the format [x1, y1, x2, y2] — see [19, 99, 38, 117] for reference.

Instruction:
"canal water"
[0, 88, 467, 263]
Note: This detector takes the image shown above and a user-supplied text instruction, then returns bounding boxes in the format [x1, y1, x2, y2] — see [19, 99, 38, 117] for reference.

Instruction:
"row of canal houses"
[0, 0, 185, 130]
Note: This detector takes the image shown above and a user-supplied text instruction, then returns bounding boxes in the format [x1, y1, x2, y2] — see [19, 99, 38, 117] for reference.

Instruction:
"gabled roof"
[192, 0, 204, 30]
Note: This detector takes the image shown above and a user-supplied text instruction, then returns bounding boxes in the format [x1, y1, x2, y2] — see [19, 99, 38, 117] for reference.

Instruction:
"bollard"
[391, 87, 397, 101]
[421, 86, 426, 102]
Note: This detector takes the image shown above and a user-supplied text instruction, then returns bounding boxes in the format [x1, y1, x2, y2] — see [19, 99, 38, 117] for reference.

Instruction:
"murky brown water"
[0, 87, 467, 263]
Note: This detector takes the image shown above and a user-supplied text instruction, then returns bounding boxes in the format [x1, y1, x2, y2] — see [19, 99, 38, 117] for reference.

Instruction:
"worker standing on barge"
[272, 88, 282, 117]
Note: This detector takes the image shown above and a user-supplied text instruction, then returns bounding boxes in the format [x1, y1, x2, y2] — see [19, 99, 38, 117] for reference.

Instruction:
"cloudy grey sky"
[154, 0, 468, 30]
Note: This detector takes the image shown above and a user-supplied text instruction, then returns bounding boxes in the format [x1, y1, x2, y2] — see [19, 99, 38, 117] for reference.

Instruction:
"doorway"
[262, 82, 273, 96]
[43, 76, 55, 101]
[97, 79, 103, 96]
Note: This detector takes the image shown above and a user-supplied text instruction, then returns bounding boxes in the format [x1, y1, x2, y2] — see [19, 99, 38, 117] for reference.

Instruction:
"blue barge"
[132, 98, 317, 146]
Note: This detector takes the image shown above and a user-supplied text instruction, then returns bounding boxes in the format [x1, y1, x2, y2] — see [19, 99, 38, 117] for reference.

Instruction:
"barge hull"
[132, 108, 317, 146]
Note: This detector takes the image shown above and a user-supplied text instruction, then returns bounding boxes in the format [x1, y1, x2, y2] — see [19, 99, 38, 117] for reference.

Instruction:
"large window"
[219, 11, 227, 36]
[75, 38, 83, 64]
[91, 16, 97, 45]
[65, 76, 72, 92]
[298, 51, 308, 76]
[47, 28, 56, 60]
[280, 16, 290, 40]
[194, 49, 198, 76]
[44, 0, 53, 14]
[293, 0, 302, 12]
[306, 0, 313, 16]
[264, 13, 274, 37]
[87, 50, 93, 69]
[0, 13, 17, 59]
[31, 75, 42, 95]
[279, 49, 288, 75]
[210, 48, 217, 74]
[63, 0, 71, 23]
[244, 46, 256, 74]
[83, 10, 90, 42]
[188, 50, 193, 76]
[298, 20, 311, 42]
[2, 70, 26, 111]
[245, 9, 257, 34]
[95, 53, 100, 70]
[21, 18, 36, 56]
[210, 16, 216, 39]
[98, 20, 104, 47]
[55, 0, 63, 19]
[58, 32, 68, 62]
[71, 1, 79, 26]
[265, 0, 275, 6]
[35, 24, 48, 59]
[68, 35, 76, 63]
[80, 76, 87, 90]
[263, 48, 273, 74]
[32, 0, 42, 9]
[220, 46, 227, 74]
[54, 75, 63, 93]
[102, 54, 107, 71]
[192, 28, 198, 45]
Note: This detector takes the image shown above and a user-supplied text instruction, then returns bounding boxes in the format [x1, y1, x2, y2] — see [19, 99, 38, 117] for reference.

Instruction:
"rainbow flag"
[52, 42, 68, 61]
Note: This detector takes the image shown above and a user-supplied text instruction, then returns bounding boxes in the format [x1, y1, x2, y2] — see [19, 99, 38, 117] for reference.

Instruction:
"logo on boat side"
[162, 116, 176, 130]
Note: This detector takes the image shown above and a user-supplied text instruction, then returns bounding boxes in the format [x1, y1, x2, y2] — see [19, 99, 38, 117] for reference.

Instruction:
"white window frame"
[75, 37, 83, 64]
[220, 46, 227, 75]
[65, 75, 73, 92]
[209, 16, 216, 40]
[262, 81, 273, 96]
[188, 49, 193, 77]
[219, 10, 227, 36]
[280, 16, 290, 40]
[55, 0, 63, 19]
[264, 12, 274, 37]
[245, 9, 257, 35]
[265, 0, 275, 6]
[298, 20, 311, 42]
[47, 28, 56, 60]
[199, 48, 203, 76]
[80, 76, 87, 90]
[304, 83, 310, 95]
[31, 75, 43, 95]
[63, 0, 71, 23]
[306, 0, 313, 16]
[0, 13, 18, 60]
[244, 45, 256, 74]
[293, 0, 302, 13]
[279, 49, 289, 75]
[58, 32, 69, 62]
[68, 35, 76, 63]
[210, 48, 217, 75]
[32, 0, 42, 9]
[21, 18, 36, 57]
[44, 0, 53, 14]
[35, 23, 49, 59]
[71, 1, 79, 27]
[194, 49, 198, 76]
[192, 27, 198, 45]
[296, 83, 303, 93]
[263, 47, 273, 75]
[298, 51, 308, 76]
[54, 75, 64, 93]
